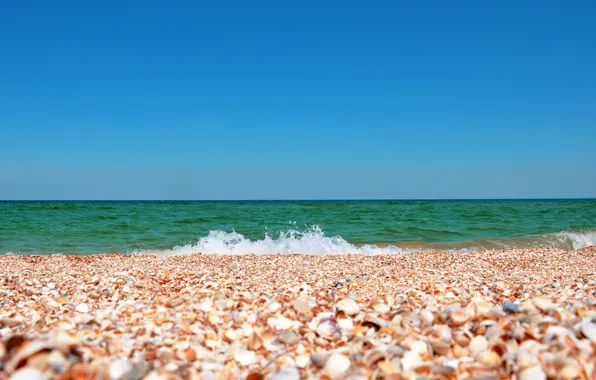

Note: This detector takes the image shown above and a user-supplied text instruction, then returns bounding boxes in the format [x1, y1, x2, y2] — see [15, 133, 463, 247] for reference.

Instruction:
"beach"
[1, 248, 595, 379]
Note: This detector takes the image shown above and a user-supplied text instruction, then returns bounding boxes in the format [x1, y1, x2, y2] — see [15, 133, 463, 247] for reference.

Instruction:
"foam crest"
[141, 226, 407, 256]
[135, 226, 596, 256]
[561, 229, 596, 249]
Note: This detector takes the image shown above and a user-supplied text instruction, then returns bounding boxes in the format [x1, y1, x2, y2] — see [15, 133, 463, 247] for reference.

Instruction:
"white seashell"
[163, 362, 178, 372]
[519, 365, 546, 380]
[420, 310, 434, 325]
[292, 299, 311, 314]
[401, 350, 423, 371]
[9, 368, 47, 380]
[323, 353, 351, 379]
[144, 370, 170, 380]
[373, 303, 390, 313]
[533, 297, 554, 312]
[337, 298, 360, 316]
[234, 349, 255, 366]
[109, 359, 132, 380]
[310, 352, 329, 368]
[316, 319, 341, 340]
[337, 318, 354, 333]
[269, 301, 282, 312]
[5, 341, 54, 373]
[75, 303, 89, 313]
[295, 355, 310, 368]
[410, 340, 429, 356]
[269, 366, 300, 380]
[45, 351, 68, 374]
[581, 317, 596, 342]
[45, 298, 60, 309]
[469, 336, 488, 358]
[268, 316, 294, 331]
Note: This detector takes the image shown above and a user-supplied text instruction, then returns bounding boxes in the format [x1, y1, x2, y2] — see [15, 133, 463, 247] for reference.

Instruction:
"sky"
[1, 0, 595, 200]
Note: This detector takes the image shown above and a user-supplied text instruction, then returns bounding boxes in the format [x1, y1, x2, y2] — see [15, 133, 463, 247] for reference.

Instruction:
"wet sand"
[1, 248, 595, 379]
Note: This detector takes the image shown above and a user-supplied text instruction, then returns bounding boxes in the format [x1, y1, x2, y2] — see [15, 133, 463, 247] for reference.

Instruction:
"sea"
[1, 199, 595, 255]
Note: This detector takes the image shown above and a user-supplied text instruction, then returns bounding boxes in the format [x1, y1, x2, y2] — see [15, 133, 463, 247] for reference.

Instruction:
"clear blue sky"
[1, 0, 595, 199]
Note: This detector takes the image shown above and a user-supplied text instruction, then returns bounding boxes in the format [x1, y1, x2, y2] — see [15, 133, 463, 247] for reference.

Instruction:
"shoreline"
[1, 247, 595, 379]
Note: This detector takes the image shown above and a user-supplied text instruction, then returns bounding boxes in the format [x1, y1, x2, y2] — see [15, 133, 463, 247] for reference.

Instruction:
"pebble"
[502, 302, 522, 313]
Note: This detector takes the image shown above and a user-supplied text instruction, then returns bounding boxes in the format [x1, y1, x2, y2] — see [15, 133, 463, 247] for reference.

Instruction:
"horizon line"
[1, 197, 595, 202]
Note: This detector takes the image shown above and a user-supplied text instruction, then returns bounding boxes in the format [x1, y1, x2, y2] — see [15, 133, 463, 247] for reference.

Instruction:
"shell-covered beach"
[1, 248, 595, 379]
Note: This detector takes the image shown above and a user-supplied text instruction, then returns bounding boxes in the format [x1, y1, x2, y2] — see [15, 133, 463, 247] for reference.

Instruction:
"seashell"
[109, 359, 132, 380]
[450, 308, 472, 327]
[432, 324, 452, 341]
[5, 340, 54, 373]
[337, 318, 354, 334]
[377, 359, 400, 375]
[580, 317, 596, 342]
[479, 351, 501, 366]
[323, 353, 351, 379]
[262, 331, 283, 352]
[420, 310, 434, 326]
[316, 318, 341, 340]
[1, 318, 22, 328]
[469, 336, 488, 359]
[468, 298, 492, 316]
[269, 366, 300, 380]
[223, 329, 241, 342]
[337, 298, 360, 316]
[245, 372, 264, 380]
[559, 364, 582, 380]
[292, 299, 311, 315]
[363, 350, 386, 366]
[278, 331, 299, 345]
[533, 297, 554, 313]
[373, 303, 390, 313]
[295, 355, 310, 368]
[310, 352, 329, 368]
[45, 350, 69, 374]
[519, 365, 546, 380]
[268, 316, 294, 331]
[9, 367, 46, 380]
[247, 332, 262, 351]
[361, 317, 385, 331]
[401, 349, 423, 371]
[75, 303, 89, 313]
[430, 339, 450, 355]
[387, 345, 406, 357]
[410, 340, 429, 356]
[453, 331, 471, 347]
[61, 363, 109, 380]
[234, 349, 255, 367]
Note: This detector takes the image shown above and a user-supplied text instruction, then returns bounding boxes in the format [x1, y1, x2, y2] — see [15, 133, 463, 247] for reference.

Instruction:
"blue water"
[1, 199, 595, 254]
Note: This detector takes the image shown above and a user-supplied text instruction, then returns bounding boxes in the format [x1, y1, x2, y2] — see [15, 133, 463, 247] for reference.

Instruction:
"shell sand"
[1, 248, 595, 379]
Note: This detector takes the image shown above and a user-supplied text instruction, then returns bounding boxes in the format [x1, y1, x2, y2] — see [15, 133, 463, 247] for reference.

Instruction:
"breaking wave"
[135, 226, 596, 256]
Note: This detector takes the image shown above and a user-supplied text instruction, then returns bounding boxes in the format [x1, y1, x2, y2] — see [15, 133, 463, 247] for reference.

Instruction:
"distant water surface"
[1, 200, 595, 255]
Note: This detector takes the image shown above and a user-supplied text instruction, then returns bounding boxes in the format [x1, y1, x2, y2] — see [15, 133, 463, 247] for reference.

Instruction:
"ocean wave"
[135, 226, 410, 256]
[134, 226, 596, 256]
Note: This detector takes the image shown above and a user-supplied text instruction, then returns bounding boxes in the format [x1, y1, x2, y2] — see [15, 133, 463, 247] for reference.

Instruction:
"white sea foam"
[559, 229, 596, 249]
[134, 226, 596, 256]
[137, 226, 409, 256]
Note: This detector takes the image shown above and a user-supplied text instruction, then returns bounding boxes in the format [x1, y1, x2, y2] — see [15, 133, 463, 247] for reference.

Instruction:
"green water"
[1, 200, 595, 254]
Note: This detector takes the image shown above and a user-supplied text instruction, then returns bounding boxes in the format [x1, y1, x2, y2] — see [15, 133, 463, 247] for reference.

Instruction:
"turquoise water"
[1, 200, 596, 255]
